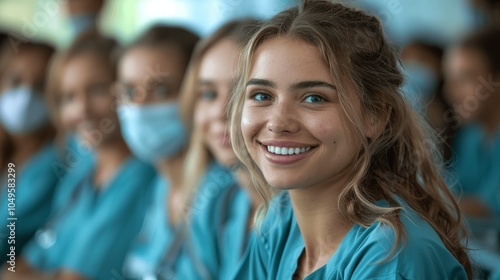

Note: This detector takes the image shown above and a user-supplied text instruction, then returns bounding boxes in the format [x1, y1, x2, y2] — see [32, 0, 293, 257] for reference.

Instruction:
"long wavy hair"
[229, 1, 472, 278]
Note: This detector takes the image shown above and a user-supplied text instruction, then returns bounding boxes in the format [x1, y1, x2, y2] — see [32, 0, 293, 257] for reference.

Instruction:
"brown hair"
[229, 1, 472, 278]
[461, 27, 500, 75]
[125, 24, 199, 77]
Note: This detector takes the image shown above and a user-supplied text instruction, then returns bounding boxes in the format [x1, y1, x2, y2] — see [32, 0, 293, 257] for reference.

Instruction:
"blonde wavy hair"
[179, 19, 261, 210]
[229, 1, 472, 278]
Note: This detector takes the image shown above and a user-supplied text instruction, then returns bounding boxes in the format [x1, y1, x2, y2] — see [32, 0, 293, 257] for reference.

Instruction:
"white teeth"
[265, 145, 313, 155]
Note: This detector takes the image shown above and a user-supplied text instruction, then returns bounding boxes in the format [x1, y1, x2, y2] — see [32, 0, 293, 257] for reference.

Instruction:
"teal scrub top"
[122, 176, 181, 279]
[22, 154, 156, 280]
[233, 193, 468, 280]
[123, 162, 235, 280]
[177, 164, 254, 280]
[449, 123, 500, 216]
[0, 142, 61, 263]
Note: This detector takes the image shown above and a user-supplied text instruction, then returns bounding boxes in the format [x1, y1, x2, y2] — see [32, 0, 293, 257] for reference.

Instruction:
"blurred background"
[0, 0, 492, 48]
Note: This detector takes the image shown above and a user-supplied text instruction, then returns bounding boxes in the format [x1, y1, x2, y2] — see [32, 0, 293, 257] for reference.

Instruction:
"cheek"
[241, 105, 262, 148]
[91, 94, 115, 118]
[194, 103, 210, 137]
[60, 104, 79, 129]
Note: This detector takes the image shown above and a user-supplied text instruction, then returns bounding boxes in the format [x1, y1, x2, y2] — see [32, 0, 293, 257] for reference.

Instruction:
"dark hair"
[461, 28, 500, 75]
[127, 24, 199, 73]
[0, 36, 55, 81]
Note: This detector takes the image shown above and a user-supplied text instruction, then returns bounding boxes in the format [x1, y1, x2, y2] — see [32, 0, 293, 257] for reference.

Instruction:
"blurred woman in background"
[444, 28, 500, 219]
[0, 39, 58, 263]
[444, 28, 500, 278]
[115, 25, 200, 279]
[4, 31, 156, 280]
[175, 19, 262, 280]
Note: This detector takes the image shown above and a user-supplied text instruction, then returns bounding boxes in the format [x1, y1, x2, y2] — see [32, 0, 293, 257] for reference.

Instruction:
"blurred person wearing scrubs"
[444, 28, 500, 219]
[4, 31, 156, 280]
[115, 25, 199, 279]
[175, 19, 261, 280]
[444, 28, 500, 278]
[0, 40, 58, 263]
[229, 1, 472, 279]
[401, 41, 453, 160]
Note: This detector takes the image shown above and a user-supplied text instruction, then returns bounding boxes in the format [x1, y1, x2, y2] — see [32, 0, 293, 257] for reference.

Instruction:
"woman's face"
[1, 47, 50, 94]
[443, 47, 490, 122]
[59, 54, 119, 147]
[241, 37, 359, 190]
[118, 46, 186, 104]
[195, 39, 239, 166]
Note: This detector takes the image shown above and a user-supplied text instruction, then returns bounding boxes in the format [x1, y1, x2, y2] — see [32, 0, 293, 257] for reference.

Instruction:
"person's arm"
[1, 257, 53, 280]
[55, 270, 88, 280]
[458, 197, 492, 218]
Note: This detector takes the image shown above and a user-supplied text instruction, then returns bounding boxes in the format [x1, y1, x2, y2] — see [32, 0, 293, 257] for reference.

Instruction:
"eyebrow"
[290, 81, 336, 91]
[246, 78, 336, 91]
[245, 78, 276, 88]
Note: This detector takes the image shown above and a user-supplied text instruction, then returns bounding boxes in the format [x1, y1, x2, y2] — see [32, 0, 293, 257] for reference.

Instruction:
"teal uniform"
[449, 123, 500, 216]
[0, 142, 61, 263]
[123, 162, 234, 280]
[22, 154, 156, 280]
[233, 192, 468, 280]
[177, 165, 255, 280]
[121, 176, 181, 280]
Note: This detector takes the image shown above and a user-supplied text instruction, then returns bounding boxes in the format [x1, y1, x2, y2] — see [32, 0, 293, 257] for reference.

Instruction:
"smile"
[266, 145, 312, 155]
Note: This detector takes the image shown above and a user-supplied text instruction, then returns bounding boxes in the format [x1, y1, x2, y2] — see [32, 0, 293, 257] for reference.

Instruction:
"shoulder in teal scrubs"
[233, 192, 468, 280]
[121, 176, 181, 279]
[177, 163, 254, 280]
[1, 142, 62, 263]
[22, 154, 156, 280]
[123, 161, 235, 280]
[449, 123, 500, 216]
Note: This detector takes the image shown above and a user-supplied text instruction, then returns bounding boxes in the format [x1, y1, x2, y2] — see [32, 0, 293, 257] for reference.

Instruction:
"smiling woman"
[229, 1, 473, 279]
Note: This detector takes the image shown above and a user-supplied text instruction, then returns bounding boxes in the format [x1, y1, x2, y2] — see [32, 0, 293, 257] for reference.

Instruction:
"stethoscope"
[34, 171, 91, 250]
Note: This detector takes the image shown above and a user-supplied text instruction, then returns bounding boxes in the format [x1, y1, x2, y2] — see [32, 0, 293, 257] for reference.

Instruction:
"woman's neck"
[288, 177, 353, 277]
[10, 126, 54, 166]
[93, 137, 130, 188]
[480, 107, 500, 137]
[156, 150, 186, 191]
[156, 150, 186, 224]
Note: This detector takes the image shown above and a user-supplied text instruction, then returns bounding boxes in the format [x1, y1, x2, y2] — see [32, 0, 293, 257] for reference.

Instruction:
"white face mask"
[0, 86, 50, 135]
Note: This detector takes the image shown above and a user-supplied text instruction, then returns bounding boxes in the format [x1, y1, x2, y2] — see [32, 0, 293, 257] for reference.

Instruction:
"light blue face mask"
[70, 13, 98, 36]
[401, 61, 438, 110]
[0, 86, 49, 135]
[117, 102, 187, 163]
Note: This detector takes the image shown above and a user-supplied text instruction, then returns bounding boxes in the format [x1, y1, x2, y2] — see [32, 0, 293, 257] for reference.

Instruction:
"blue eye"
[252, 92, 272, 101]
[304, 95, 324, 103]
[200, 90, 216, 100]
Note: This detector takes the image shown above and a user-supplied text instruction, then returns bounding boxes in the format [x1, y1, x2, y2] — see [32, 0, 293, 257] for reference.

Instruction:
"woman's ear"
[364, 107, 390, 139]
